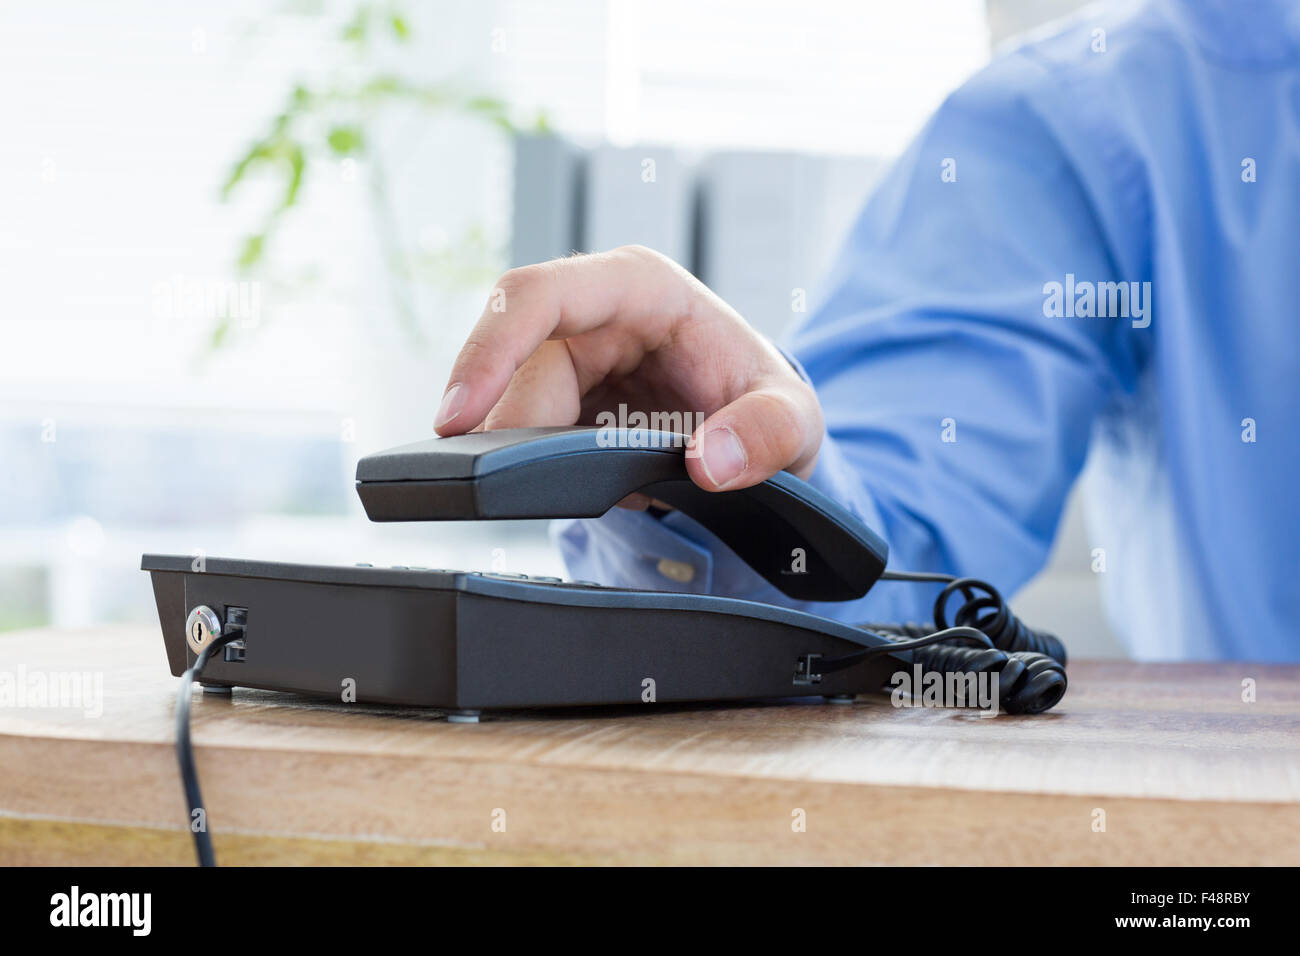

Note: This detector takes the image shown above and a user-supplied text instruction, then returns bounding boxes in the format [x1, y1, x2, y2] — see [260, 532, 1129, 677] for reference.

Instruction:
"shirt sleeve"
[554, 47, 1147, 625]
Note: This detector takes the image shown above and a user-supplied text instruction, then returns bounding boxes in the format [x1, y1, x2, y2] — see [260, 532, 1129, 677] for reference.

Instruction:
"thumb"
[685, 384, 823, 492]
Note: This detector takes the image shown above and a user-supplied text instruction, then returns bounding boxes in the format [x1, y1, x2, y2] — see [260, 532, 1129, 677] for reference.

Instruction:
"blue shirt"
[554, 0, 1300, 662]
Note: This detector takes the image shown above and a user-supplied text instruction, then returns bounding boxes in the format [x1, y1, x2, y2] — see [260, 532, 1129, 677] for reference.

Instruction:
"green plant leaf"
[360, 74, 409, 98]
[221, 141, 272, 199]
[463, 96, 515, 133]
[390, 14, 409, 40]
[341, 6, 369, 44]
[464, 96, 508, 116]
[327, 125, 364, 155]
[210, 316, 231, 349]
[237, 233, 266, 269]
[282, 143, 306, 208]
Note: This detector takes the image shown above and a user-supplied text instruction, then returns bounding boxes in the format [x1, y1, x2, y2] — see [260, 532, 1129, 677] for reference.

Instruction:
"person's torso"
[1026, 0, 1300, 658]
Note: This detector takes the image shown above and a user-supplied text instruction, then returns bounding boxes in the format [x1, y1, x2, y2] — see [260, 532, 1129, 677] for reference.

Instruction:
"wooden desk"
[1, 626, 1297, 865]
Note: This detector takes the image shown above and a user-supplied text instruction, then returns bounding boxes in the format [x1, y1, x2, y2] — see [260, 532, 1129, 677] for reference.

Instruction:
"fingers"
[437, 246, 825, 500]
[686, 381, 824, 491]
[435, 247, 688, 435]
[482, 340, 582, 430]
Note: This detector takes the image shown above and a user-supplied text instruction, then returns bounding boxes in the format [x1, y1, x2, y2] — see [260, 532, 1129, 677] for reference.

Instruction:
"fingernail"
[435, 383, 465, 428]
[699, 427, 747, 489]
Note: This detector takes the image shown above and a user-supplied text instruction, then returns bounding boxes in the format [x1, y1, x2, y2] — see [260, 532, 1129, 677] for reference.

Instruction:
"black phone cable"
[829, 570, 1070, 714]
[814, 625, 995, 671]
[878, 570, 1068, 662]
[175, 631, 237, 867]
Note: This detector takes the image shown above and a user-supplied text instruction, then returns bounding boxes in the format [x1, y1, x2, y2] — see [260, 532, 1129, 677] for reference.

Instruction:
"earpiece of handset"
[354, 426, 889, 602]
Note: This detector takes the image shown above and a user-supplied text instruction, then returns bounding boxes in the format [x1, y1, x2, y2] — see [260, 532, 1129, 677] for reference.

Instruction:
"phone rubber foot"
[200, 683, 233, 695]
[824, 694, 855, 705]
[446, 709, 481, 724]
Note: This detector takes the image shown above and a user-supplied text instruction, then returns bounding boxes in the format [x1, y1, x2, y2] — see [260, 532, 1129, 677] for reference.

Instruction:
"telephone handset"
[355, 426, 887, 603]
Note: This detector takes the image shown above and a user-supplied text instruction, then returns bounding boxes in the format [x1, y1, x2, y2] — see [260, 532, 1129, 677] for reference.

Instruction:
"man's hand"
[435, 245, 824, 495]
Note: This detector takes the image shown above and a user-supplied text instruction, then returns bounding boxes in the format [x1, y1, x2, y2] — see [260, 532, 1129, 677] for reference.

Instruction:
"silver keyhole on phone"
[185, 605, 222, 654]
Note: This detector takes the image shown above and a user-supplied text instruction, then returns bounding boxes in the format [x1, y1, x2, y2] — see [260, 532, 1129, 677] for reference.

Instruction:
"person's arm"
[553, 49, 1147, 623]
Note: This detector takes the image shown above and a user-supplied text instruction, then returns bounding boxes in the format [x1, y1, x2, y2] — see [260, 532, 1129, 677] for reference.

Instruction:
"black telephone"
[144, 425, 1067, 718]
[147, 426, 1069, 865]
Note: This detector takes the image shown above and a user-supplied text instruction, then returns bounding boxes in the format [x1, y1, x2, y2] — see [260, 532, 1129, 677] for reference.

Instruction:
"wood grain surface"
[1, 626, 1297, 865]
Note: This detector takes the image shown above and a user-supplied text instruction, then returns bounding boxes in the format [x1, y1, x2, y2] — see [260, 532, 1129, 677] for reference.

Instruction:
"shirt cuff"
[550, 338, 910, 620]
[772, 340, 815, 386]
[776, 338, 890, 546]
[551, 506, 715, 593]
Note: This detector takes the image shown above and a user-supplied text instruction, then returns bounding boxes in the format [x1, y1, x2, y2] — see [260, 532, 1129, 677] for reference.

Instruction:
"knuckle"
[493, 262, 550, 302]
[746, 389, 809, 460]
[613, 243, 668, 267]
